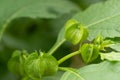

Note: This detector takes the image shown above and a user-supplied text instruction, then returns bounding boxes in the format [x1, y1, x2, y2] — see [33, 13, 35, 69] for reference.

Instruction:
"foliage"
[1, 0, 120, 80]
[61, 61, 120, 80]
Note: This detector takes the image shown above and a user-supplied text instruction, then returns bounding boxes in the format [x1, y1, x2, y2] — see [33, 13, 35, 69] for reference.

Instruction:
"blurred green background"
[0, 0, 105, 80]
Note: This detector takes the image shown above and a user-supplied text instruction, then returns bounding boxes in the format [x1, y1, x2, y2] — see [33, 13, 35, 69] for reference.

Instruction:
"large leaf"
[71, 0, 105, 9]
[48, 27, 66, 55]
[79, 0, 105, 6]
[0, 0, 79, 39]
[60, 61, 120, 80]
[73, 0, 120, 40]
[43, 71, 63, 80]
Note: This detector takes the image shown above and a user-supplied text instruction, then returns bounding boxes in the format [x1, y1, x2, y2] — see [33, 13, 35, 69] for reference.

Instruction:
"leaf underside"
[73, 0, 120, 40]
[61, 61, 120, 80]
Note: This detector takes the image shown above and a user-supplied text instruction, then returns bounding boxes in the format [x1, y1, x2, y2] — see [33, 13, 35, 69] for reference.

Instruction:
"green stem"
[48, 39, 66, 55]
[58, 51, 80, 65]
[58, 67, 85, 80]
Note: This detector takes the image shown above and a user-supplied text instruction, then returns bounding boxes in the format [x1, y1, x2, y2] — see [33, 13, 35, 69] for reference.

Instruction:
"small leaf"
[100, 52, 120, 61]
[94, 35, 113, 50]
[107, 37, 120, 51]
[100, 40, 113, 50]
[110, 43, 120, 51]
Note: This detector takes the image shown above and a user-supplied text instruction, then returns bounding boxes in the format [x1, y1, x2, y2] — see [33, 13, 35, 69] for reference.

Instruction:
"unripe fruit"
[65, 19, 88, 45]
[24, 52, 45, 80]
[8, 50, 26, 76]
[24, 52, 58, 80]
[40, 53, 58, 76]
[80, 44, 99, 63]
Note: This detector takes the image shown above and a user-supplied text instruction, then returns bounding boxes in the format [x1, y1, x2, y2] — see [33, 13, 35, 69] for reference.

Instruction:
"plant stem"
[58, 51, 80, 65]
[48, 39, 66, 55]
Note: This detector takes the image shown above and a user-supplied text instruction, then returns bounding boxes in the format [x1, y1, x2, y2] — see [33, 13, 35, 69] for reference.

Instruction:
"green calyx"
[64, 19, 78, 31]
[24, 52, 44, 80]
[40, 52, 58, 76]
[80, 44, 99, 64]
[8, 51, 58, 80]
[94, 35, 113, 50]
[94, 35, 103, 45]
[8, 50, 27, 76]
[24, 52, 58, 80]
[65, 19, 88, 45]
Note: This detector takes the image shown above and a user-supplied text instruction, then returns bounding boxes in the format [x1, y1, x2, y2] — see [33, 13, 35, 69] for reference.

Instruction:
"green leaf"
[61, 61, 120, 80]
[73, 0, 120, 40]
[107, 37, 120, 51]
[48, 27, 66, 55]
[79, 0, 105, 7]
[59, 67, 85, 80]
[100, 52, 120, 61]
[0, 0, 79, 40]
[110, 43, 120, 51]
[94, 35, 113, 50]
[43, 71, 63, 80]
[71, 0, 104, 10]
[107, 37, 120, 43]
[21, 77, 31, 80]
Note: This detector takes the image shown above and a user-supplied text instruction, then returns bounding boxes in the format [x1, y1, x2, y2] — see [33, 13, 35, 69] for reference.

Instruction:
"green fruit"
[64, 19, 78, 30]
[24, 52, 58, 79]
[65, 19, 88, 45]
[40, 53, 58, 76]
[24, 52, 45, 80]
[78, 24, 88, 42]
[80, 44, 99, 63]
[8, 50, 25, 76]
